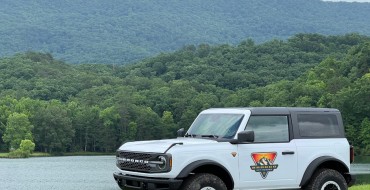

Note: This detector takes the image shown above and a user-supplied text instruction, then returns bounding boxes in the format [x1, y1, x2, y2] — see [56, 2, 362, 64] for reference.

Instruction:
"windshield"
[186, 114, 244, 139]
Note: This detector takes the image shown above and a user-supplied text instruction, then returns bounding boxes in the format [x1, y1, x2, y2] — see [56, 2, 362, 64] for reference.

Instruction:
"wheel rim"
[321, 181, 341, 190]
[200, 187, 216, 190]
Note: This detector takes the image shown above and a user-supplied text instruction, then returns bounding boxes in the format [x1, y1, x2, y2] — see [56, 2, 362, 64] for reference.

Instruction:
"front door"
[237, 115, 298, 189]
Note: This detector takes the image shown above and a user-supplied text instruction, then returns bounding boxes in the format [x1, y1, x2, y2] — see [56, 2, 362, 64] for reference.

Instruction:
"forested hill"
[0, 34, 369, 154]
[1, 0, 370, 64]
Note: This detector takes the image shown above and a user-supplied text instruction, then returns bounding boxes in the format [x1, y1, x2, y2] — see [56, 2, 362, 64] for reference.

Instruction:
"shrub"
[19, 140, 35, 154]
[7, 140, 35, 158]
[8, 149, 29, 158]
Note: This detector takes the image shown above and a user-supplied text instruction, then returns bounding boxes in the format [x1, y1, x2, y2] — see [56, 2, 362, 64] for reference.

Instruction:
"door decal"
[250, 152, 278, 179]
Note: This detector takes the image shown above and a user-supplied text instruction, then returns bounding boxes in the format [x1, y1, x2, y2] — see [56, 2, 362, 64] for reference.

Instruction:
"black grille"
[117, 151, 154, 172]
[119, 151, 152, 160]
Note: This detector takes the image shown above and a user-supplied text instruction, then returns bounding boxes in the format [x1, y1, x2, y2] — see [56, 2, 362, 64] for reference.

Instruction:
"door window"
[246, 116, 289, 143]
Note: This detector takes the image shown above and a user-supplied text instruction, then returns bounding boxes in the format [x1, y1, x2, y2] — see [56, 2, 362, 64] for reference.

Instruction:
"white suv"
[113, 107, 355, 190]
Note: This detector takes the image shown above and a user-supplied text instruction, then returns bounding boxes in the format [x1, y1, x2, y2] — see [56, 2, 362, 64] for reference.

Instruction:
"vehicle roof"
[207, 107, 339, 115]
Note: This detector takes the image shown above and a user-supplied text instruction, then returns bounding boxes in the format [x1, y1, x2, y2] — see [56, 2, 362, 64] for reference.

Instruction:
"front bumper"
[113, 172, 183, 190]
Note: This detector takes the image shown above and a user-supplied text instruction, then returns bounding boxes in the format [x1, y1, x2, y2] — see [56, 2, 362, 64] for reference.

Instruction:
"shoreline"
[0, 151, 115, 158]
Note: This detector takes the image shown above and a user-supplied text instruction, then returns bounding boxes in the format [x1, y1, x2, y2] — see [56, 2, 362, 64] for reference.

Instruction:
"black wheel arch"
[300, 156, 349, 187]
[176, 159, 234, 190]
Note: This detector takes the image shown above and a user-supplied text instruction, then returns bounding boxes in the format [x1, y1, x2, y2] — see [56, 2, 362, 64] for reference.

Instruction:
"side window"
[297, 114, 340, 137]
[246, 116, 289, 143]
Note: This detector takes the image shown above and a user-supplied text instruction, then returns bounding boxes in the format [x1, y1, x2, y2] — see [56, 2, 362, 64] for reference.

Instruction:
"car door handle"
[282, 151, 295, 155]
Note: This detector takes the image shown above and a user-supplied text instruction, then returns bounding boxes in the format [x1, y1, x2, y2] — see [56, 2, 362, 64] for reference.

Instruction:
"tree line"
[0, 33, 369, 155]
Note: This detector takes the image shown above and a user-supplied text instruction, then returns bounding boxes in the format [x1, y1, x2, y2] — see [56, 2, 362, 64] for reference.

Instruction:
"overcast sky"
[323, 0, 370, 2]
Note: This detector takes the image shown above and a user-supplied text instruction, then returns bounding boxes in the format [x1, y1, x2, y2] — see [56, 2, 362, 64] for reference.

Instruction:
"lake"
[0, 156, 369, 189]
[0, 156, 120, 190]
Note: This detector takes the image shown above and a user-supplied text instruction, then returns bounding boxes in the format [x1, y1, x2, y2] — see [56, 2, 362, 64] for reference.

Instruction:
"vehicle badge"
[250, 152, 278, 179]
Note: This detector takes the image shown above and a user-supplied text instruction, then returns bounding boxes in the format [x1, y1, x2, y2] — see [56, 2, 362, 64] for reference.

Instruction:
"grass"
[0, 152, 9, 158]
[350, 184, 370, 190]
[0, 152, 51, 158]
[30, 152, 51, 157]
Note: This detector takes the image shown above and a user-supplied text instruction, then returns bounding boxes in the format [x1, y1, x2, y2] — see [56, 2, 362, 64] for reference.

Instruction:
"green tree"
[360, 118, 370, 154]
[124, 122, 138, 141]
[19, 139, 35, 154]
[98, 106, 120, 152]
[2, 113, 33, 150]
[161, 111, 177, 138]
[33, 102, 74, 153]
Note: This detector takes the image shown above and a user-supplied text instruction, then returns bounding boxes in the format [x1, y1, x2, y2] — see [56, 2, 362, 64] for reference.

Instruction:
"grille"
[119, 151, 152, 160]
[117, 151, 153, 172]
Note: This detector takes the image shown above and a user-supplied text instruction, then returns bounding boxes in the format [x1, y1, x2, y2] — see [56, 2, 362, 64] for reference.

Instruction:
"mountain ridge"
[1, 0, 370, 64]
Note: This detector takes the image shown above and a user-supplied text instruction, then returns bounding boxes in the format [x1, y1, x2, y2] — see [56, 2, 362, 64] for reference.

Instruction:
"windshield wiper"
[201, 134, 219, 138]
[184, 133, 197, 138]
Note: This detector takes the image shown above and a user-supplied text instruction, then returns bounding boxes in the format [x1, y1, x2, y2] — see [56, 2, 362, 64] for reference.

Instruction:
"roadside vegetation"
[350, 184, 370, 190]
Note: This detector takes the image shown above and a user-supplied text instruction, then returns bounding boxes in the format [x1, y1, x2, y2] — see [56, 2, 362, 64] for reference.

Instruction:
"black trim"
[113, 172, 183, 190]
[176, 160, 233, 180]
[299, 156, 349, 187]
[164, 143, 183, 153]
[282, 151, 295, 155]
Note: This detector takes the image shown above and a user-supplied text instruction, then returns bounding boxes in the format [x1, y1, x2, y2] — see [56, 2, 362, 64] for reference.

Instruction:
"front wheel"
[304, 169, 347, 190]
[180, 173, 227, 190]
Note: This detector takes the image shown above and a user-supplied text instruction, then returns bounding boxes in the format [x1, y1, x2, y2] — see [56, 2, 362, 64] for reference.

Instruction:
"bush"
[19, 140, 35, 154]
[8, 149, 29, 158]
[7, 140, 35, 158]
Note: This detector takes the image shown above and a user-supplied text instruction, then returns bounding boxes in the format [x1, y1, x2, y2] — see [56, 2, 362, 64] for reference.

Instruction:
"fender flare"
[300, 156, 349, 187]
[176, 159, 232, 178]
[176, 159, 234, 189]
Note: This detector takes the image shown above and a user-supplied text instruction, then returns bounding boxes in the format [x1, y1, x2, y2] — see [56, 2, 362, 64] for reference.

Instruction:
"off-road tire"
[180, 173, 227, 190]
[304, 168, 347, 190]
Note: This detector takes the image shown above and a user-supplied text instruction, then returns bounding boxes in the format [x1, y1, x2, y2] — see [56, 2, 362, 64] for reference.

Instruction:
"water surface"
[0, 156, 119, 190]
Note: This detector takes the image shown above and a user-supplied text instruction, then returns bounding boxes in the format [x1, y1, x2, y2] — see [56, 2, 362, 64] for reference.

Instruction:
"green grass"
[350, 184, 370, 190]
[0, 152, 51, 158]
[29, 152, 51, 157]
[0, 152, 9, 158]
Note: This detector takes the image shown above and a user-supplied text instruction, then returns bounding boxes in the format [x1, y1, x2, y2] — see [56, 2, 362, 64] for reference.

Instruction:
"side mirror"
[237, 130, 254, 143]
[177, 128, 185, 137]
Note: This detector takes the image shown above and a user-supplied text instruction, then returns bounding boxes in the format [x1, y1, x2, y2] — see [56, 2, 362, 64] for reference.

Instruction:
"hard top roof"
[208, 107, 339, 115]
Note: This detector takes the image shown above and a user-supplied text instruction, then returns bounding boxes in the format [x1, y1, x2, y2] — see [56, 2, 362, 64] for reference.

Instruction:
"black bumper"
[113, 172, 183, 190]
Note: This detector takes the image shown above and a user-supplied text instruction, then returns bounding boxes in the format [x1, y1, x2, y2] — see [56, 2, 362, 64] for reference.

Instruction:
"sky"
[323, 0, 370, 2]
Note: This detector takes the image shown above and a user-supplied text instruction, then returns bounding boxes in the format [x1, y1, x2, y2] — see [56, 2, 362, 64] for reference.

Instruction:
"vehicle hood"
[118, 138, 218, 153]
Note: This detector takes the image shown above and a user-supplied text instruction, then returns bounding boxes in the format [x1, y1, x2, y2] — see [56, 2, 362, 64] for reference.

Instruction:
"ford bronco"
[113, 107, 355, 190]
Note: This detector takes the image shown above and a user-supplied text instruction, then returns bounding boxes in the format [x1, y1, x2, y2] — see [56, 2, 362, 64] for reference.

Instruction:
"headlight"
[157, 156, 167, 170]
[152, 154, 171, 172]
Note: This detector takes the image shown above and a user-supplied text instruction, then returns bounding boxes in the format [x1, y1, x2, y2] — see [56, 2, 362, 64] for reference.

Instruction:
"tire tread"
[303, 168, 347, 190]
